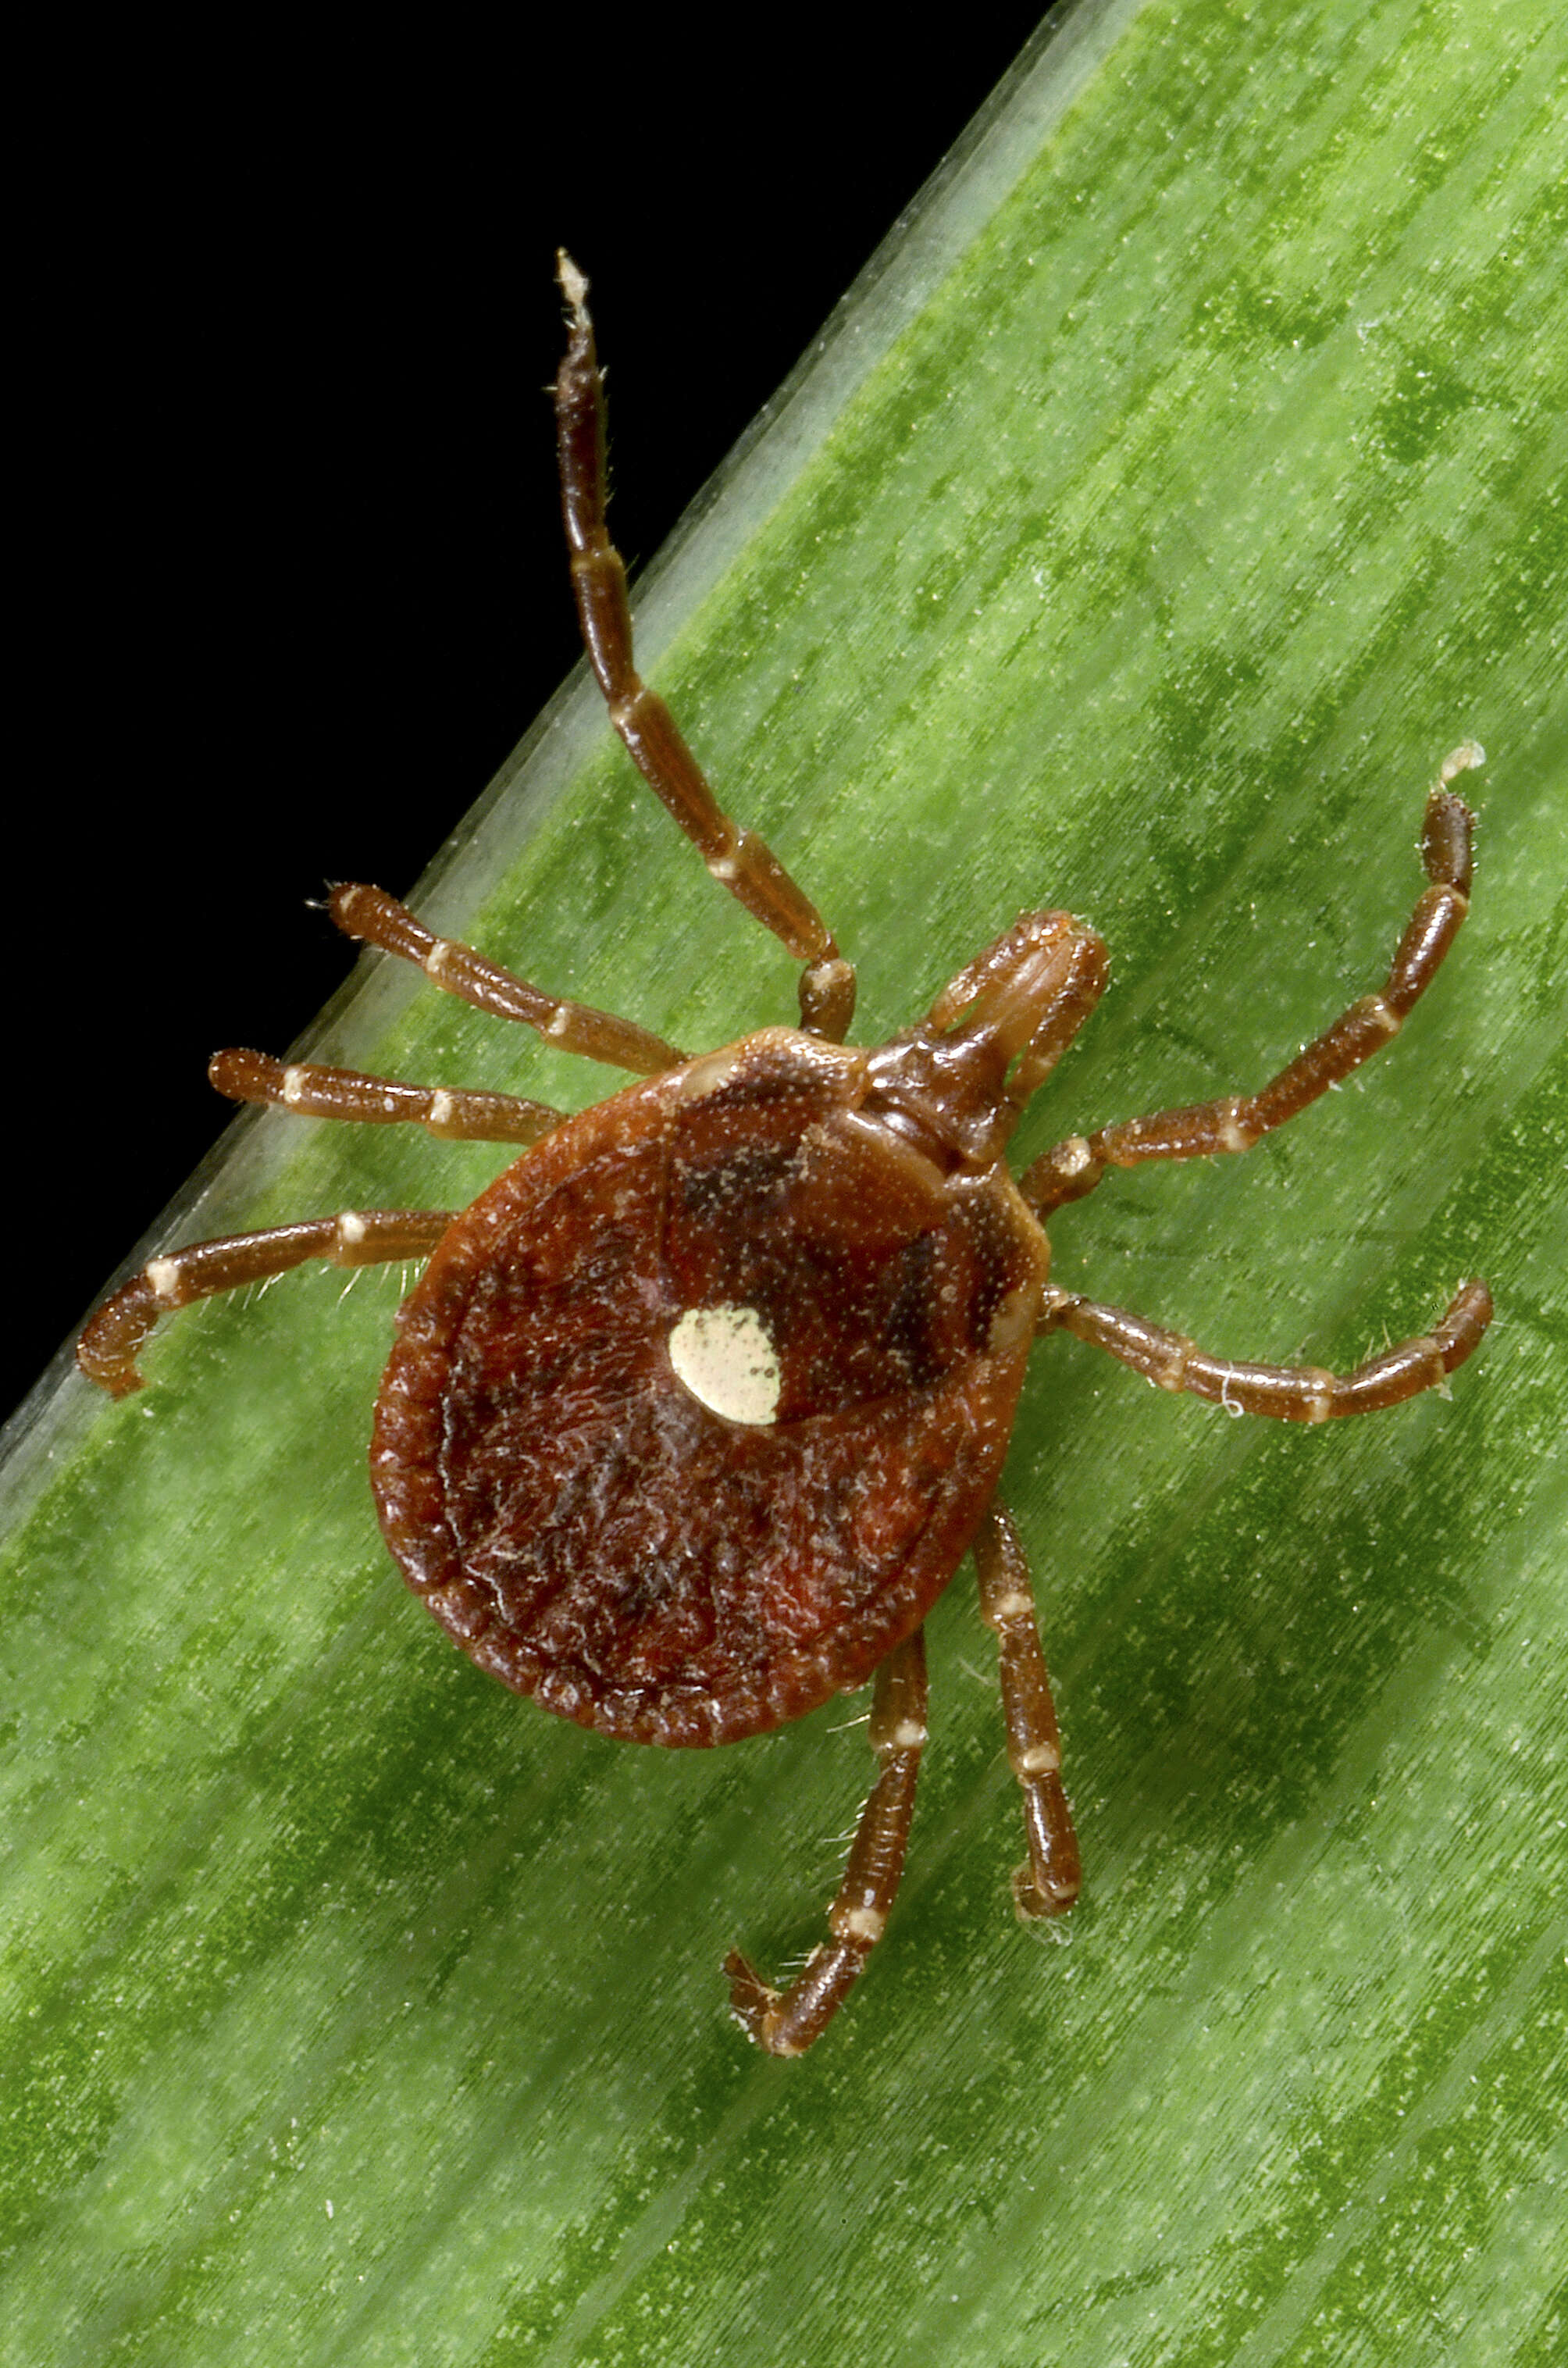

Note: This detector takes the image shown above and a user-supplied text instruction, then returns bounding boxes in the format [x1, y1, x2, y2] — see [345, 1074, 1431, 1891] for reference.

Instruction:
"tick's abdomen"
[371, 1032, 1048, 1745]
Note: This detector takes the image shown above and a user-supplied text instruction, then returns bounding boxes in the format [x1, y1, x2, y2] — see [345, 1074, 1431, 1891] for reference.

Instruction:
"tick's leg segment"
[1022, 756, 1483, 1217]
[1042, 1278, 1492, 1421]
[327, 882, 684, 1076]
[209, 1048, 563, 1146]
[725, 1628, 927, 2056]
[974, 1499, 1081, 1920]
[555, 254, 855, 1044]
[77, 1209, 454, 1399]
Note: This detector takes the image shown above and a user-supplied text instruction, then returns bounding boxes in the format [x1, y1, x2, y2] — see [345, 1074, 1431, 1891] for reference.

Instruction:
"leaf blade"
[4, 4, 1565, 2363]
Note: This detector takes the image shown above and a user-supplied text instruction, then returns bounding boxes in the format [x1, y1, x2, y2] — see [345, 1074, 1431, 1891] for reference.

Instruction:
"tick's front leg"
[725, 1628, 927, 2056]
[554, 254, 855, 1043]
[1021, 752, 1482, 1218]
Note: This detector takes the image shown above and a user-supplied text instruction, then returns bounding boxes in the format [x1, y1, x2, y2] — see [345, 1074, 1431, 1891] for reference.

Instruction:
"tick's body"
[375, 1027, 1051, 1749]
[79, 258, 1491, 2055]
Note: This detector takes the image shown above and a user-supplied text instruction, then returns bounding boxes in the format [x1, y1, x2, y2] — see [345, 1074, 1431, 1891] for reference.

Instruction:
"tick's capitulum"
[79, 255, 1492, 2057]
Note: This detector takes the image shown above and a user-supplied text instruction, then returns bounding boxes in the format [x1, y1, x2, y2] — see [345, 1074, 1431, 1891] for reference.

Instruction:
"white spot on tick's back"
[668, 1303, 782, 1427]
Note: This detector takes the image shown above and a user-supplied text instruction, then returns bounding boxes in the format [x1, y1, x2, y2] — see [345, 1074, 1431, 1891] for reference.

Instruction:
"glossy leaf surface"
[3, 3, 1564, 2361]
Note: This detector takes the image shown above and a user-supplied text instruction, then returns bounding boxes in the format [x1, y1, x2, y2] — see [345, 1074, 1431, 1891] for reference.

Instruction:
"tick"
[79, 256, 1493, 2056]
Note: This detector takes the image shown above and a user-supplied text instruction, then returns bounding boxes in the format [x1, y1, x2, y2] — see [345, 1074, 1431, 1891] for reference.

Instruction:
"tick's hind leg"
[974, 1499, 1081, 1920]
[554, 255, 855, 1044]
[725, 1628, 927, 2056]
[1022, 751, 1483, 1217]
[77, 1208, 454, 1397]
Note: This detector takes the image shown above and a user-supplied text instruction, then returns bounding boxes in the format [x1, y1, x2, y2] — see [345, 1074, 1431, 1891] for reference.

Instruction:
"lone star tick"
[79, 255, 1493, 2056]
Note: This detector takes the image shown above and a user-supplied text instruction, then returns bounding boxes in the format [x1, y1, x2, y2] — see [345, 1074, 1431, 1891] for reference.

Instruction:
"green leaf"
[5, 4, 1564, 2361]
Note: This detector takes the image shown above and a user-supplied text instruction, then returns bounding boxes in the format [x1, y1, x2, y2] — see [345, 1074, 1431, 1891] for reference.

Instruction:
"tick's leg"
[327, 883, 685, 1076]
[1022, 754, 1482, 1217]
[974, 1499, 1081, 1920]
[1042, 1277, 1492, 1421]
[209, 1049, 563, 1146]
[555, 254, 855, 1043]
[77, 1209, 454, 1398]
[725, 1628, 927, 2056]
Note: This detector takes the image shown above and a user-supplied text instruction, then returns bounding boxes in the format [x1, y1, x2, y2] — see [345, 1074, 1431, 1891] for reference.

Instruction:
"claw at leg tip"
[556, 249, 590, 312]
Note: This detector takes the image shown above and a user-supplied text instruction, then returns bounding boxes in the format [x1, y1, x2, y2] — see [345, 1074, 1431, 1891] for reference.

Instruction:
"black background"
[14, 10, 1064, 1421]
